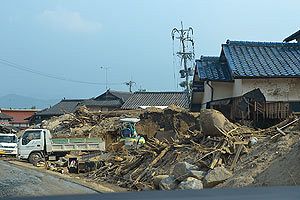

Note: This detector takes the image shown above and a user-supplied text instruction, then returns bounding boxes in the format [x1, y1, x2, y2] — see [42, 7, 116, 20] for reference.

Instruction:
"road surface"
[0, 160, 96, 198]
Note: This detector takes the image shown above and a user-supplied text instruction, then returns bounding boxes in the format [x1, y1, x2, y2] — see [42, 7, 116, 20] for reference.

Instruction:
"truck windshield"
[22, 131, 41, 145]
[0, 135, 17, 143]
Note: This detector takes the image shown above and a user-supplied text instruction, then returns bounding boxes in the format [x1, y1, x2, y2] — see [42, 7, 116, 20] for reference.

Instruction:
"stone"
[204, 166, 233, 188]
[153, 175, 169, 189]
[190, 170, 206, 180]
[172, 162, 198, 181]
[178, 177, 204, 190]
[159, 176, 178, 190]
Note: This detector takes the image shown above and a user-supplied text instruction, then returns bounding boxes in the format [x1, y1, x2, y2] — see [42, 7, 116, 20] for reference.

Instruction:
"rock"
[190, 170, 206, 180]
[159, 176, 178, 190]
[178, 177, 203, 190]
[217, 175, 254, 188]
[153, 175, 169, 189]
[198, 109, 236, 137]
[172, 162, 198, 181]
[204, 166, 233, 187]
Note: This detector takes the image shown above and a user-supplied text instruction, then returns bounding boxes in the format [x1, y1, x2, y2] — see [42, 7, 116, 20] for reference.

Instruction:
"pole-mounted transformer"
[171, 21, 195, 101]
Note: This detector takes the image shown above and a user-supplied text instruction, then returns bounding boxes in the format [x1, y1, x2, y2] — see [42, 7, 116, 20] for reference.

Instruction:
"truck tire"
[28, 152, 43, 164]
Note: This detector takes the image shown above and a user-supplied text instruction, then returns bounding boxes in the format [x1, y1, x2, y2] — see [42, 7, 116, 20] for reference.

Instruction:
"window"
[22, 130, 41, 145]
[0, 135, 17, 143]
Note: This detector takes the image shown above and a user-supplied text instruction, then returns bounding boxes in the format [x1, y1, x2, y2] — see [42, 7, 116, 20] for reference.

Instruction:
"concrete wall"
[242, 78, 300, 101]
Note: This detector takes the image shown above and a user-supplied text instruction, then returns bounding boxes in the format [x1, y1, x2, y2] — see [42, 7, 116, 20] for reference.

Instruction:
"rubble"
[159, 176, 178, 190]
[0, 125, 16, 134]
[153, 175, 169, 189]
[38, 105, 300, 191]
[190, 170, 206, 180]
[178, 177, 203, 190]
[172, 162, 198, 182]
[203, 166, 233, 187]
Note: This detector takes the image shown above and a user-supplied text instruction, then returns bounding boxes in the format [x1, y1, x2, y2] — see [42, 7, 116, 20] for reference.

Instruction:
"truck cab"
[18, 129, 52, 163]
[0, 133, 18, 156]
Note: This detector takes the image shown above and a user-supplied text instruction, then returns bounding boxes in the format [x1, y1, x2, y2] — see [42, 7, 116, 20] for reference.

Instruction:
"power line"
[0, 58, 122, 86]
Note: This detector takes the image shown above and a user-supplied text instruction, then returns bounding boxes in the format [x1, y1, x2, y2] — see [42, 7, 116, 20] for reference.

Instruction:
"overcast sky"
[0, 0, 299, 99]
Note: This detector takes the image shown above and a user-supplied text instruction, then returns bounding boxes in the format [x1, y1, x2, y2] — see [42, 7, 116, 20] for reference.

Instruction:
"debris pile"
[85, 109, 261, 191]
[0, 125, 16, 134]
[41, 106, 142, 140]
[39, 106, 300, 190]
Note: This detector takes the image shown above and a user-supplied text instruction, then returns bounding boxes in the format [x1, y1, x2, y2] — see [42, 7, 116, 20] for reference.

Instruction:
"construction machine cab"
[119, 118, 145, 147]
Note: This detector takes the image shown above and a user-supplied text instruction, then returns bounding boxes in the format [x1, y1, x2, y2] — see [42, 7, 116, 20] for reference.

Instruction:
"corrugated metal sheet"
[121, 92, 189, 109]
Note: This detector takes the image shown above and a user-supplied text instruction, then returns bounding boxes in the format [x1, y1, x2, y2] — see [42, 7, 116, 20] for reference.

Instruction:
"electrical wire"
[0, 58, 122, 86]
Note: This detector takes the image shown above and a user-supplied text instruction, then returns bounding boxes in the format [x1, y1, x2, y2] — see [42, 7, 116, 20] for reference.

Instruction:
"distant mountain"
[0, 94, 59, 109]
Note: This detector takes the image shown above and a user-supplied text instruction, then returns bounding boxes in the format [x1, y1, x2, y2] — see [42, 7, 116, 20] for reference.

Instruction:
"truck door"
[18, 130, 43, 160]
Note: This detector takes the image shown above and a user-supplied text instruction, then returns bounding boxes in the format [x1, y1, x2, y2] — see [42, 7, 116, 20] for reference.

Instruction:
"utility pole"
[125, 80, 136, 93]
[100, 66, 109, 90]
[171, 21, 195, 99]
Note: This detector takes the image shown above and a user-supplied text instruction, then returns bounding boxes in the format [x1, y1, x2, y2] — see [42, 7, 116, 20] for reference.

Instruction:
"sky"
[0, 0, 299, 99]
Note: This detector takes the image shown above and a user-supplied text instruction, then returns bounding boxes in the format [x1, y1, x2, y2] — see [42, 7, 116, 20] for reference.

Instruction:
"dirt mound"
[137, 106, 198, 137]
[218, 128, 300, 188]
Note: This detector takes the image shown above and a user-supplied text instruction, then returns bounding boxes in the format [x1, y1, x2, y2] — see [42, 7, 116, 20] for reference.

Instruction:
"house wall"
[199, 78, 300, 109]
[201, 81, 234, 107]
[241, 78, 300, 102]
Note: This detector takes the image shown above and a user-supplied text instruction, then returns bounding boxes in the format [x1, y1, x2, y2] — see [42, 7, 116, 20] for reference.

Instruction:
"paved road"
[0, 160, 96, 198]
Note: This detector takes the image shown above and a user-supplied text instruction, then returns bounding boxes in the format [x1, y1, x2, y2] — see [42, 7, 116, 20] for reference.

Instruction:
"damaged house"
[191, 38, 300, 124]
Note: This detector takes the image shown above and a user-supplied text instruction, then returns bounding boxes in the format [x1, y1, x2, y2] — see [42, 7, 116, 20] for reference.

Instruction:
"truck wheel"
[28, 152, 43, 164]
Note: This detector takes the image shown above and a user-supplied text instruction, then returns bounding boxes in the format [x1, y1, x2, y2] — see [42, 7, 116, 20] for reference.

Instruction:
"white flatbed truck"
[18, 129, 105, 163]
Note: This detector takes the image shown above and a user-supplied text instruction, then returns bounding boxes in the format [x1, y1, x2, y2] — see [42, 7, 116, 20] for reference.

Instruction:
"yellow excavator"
[119, 118, 145, 147]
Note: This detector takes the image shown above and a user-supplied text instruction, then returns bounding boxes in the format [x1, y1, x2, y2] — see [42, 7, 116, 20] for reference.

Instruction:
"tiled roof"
[108, 90, 132, 102]
[284, 30, 300, 42]
[81, 99, 123, 107]
[0, 112, 13, 120]
[121, 92, 189, 109]
[196, 56, 232, 81]
[95, 90, 132, 103]
[1, 110, 36, 123]
[222, 40, 300, 78]
[36, 99, 85, 116]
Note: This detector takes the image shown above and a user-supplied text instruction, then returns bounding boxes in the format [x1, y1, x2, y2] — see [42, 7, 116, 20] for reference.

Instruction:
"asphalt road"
[0, 160, 96, 199]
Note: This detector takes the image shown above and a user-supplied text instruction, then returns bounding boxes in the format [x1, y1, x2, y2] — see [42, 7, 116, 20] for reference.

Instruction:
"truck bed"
[50, 138, 105, 152]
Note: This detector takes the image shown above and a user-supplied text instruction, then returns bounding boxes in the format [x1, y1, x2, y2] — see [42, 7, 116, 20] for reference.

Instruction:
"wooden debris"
[230, 144, 243, 171]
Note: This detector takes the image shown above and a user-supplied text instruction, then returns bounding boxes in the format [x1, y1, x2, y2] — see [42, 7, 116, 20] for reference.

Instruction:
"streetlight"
[100, 66, 109, 90]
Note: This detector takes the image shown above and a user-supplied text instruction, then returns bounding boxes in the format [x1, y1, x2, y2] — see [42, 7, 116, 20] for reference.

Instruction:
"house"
[121, 91, 189, 109]
[284, 29, 300, 43]
[32, 99, 85, 124]
[32, 90, 131, 124]
[81, 90, 132, 111]
[0, 108, 39, 129]
[0, 111, 12, 126]
[191, 39, 300, 123]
